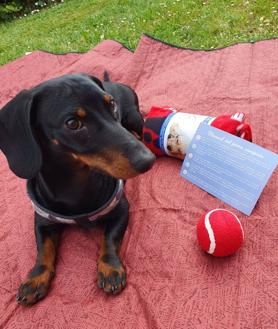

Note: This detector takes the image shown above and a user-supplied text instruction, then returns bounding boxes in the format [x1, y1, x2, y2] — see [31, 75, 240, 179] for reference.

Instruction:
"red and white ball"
[197, 209, 244, 257]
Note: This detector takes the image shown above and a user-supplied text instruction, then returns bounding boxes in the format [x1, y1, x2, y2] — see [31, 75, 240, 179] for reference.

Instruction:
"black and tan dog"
[0, 73, 155, 305]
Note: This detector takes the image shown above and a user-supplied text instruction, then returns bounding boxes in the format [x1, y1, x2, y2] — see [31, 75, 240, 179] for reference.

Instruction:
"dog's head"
[0, 73, 155, 179]
[166, 123, 186, 159]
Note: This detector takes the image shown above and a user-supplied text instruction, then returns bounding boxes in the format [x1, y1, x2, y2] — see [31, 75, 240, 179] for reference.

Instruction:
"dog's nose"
[131, 148, 156, 173]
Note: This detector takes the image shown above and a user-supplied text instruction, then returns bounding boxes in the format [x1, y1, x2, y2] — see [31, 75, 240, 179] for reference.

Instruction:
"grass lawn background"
[0, 0, 278, 65]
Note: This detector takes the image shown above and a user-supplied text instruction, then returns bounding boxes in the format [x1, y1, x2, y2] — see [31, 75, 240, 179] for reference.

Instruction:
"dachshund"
[0, 73, 155, 305]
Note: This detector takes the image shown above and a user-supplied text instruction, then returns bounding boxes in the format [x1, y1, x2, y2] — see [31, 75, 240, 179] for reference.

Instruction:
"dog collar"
[27, 179, 124, 225]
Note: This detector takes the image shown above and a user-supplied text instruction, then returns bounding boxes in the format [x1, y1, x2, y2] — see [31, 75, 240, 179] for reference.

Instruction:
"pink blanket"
[0, 35, 277, 329]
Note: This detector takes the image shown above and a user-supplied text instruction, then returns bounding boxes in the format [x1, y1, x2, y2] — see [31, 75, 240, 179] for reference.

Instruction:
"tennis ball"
[197, 209, 244, 257]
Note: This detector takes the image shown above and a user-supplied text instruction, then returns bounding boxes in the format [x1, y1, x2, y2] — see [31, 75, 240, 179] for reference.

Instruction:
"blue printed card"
[180, 123, 278, 215]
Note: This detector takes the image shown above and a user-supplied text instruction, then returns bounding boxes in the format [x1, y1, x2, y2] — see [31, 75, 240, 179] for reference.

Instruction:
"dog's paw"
[16, 267, 54, 306]
[97, 260, 126, 294]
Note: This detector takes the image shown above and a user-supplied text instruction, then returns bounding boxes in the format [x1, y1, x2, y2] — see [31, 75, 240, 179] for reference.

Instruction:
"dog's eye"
[65, 118, 83, 130]
[110, 99, 120, 121]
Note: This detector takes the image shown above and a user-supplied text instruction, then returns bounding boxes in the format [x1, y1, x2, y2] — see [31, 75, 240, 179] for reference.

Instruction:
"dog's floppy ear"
[0, 90, 42, 179]
[88, 75, 104, 90]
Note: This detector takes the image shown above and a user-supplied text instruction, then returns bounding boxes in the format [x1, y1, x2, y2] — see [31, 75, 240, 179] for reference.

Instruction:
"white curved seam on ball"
[222, 208, 244, 239]
[205, 209, 244, 255]
[214, 208, 244, 239]
[204, 209, 217, 254]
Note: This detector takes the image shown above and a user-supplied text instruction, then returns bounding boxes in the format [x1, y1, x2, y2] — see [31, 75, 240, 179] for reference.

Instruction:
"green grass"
[0, 0, 278, 65]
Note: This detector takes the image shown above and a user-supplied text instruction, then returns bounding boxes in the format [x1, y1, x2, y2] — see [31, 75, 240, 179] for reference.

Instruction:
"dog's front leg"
[97, 195, 129, 294]
[16, 214, 63, 306]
